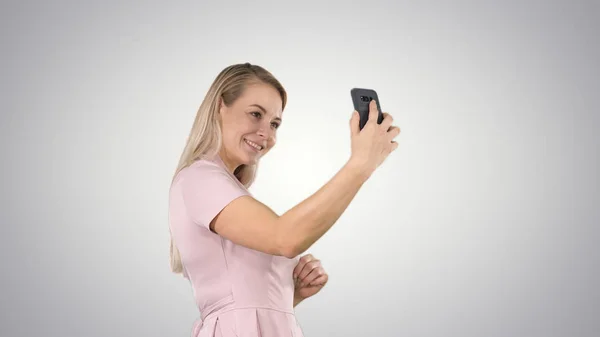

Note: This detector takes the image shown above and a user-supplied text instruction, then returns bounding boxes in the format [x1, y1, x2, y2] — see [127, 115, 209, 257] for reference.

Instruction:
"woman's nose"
[256, 125, 272, 139]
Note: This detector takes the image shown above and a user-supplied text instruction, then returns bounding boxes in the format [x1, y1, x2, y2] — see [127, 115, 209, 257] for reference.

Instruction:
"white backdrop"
[1, 1, 598, 336]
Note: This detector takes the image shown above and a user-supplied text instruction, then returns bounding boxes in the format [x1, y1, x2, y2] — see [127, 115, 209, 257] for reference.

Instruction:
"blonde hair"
[169, 62, 287, 274]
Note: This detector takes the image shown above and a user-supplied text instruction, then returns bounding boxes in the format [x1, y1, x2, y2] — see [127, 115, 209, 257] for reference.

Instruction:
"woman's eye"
[251, 111, 261, 118]
[271, 122, 280, 129]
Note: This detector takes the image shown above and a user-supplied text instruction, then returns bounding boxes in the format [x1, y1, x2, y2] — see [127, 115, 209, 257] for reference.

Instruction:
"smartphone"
[350, 88, 384, 130]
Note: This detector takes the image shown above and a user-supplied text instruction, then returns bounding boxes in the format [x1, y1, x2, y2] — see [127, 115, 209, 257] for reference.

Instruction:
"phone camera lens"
[360, 96, 369, 102]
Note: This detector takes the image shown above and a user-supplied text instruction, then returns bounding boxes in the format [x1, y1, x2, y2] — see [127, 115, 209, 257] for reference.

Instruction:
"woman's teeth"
[244, 139, 263, 151]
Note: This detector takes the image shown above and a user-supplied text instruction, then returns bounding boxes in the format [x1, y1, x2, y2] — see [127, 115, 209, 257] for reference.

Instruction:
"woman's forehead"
[239, 84, 283, 114]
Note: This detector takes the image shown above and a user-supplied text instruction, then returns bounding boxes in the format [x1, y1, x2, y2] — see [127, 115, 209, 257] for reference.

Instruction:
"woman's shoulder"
[171, 158, 251, 206]
[188, 158, 224, 172]
[176, 157, 246, 190]
[174, 159, 225, 182]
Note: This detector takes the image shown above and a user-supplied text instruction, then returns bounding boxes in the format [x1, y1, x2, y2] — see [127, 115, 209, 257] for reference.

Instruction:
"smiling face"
[218, 82, 283, 172]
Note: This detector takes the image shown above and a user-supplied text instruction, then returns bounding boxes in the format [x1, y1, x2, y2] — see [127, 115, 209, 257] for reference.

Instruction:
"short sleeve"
[179, 161, 250, 230]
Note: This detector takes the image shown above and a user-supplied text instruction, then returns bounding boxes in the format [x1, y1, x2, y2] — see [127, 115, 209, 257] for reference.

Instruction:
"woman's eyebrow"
[250, 104, 282, 122]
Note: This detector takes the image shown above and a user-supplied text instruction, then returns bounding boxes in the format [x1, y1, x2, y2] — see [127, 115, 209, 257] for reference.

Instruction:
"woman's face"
[218, 82, 283, 172]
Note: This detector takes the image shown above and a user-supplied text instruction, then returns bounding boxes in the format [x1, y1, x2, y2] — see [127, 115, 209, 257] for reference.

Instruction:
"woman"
[168, 63, 400, 337]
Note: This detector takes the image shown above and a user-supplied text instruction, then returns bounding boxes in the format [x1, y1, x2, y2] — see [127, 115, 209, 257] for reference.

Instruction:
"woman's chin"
[235, 146, 268, 166]
[238, 152, 260, 166]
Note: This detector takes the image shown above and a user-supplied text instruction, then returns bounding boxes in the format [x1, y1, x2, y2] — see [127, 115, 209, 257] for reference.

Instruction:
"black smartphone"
[350, 88, 384, 130]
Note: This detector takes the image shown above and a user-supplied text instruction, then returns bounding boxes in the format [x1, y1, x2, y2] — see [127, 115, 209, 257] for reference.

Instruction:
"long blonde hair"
[169, 62, 287, 274]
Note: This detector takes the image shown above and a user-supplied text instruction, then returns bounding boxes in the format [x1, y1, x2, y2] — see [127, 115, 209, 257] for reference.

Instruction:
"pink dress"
[169, 155, 305, 337]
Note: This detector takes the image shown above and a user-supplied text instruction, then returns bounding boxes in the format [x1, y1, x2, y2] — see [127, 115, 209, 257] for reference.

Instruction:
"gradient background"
[1, 0, 599, 336]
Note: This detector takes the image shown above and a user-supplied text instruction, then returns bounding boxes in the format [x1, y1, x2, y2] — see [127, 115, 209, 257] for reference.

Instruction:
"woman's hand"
[348, 99, 400, 178]
[292, 254, 328, 305]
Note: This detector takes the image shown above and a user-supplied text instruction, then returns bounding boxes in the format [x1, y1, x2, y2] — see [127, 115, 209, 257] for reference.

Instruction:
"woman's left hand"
[293, 254, 328, 301]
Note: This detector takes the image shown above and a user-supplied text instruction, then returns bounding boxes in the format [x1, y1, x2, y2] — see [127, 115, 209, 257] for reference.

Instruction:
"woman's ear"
[218, 97, 226, 115]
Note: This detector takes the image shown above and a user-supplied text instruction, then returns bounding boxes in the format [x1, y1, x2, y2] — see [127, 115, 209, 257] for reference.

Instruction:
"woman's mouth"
[244, 138, 264, 152]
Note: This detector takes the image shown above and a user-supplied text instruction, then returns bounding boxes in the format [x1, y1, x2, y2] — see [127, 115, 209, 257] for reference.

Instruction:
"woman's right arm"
[211, 158, 371, 258]
[211, 100, 400, 258]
